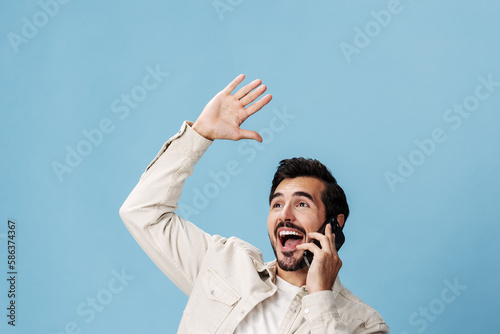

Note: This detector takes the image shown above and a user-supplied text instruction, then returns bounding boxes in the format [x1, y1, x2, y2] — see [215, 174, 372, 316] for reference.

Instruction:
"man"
[120, 74, 389, 333]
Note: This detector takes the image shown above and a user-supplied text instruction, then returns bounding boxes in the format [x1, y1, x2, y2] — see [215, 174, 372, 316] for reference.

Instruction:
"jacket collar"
[263, 260, 342, 298]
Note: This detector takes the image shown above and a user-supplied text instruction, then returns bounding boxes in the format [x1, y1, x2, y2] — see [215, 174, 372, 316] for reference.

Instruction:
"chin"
[269, 233, 307, 272]
[276, 251, 307, 272]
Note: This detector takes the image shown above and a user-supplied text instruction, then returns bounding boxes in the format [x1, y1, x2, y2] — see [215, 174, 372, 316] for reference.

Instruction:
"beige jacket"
[120, 121, 390, 334]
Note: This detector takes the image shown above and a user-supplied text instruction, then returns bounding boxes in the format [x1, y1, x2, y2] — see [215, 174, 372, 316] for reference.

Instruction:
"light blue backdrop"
[1, 0, 499, 333]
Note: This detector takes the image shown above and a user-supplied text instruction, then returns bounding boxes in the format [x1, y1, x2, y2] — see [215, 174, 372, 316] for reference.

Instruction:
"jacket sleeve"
[119, 121, 214, 296]
[302, 291, 390, 333]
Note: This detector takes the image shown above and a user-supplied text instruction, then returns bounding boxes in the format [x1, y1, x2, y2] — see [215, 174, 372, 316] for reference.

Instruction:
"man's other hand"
[193, 74, 272, 142]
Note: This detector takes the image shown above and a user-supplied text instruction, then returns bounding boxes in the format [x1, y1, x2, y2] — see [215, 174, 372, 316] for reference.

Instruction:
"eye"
[272, 203, 283, 208]
[298, 202, 309, 207]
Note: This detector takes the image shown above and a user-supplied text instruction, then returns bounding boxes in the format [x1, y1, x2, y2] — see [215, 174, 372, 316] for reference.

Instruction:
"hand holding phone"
[303, 216, 345, 267]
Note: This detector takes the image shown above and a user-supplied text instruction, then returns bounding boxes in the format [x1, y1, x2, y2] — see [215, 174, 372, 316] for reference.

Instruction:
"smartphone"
[303, 216, 345, 267]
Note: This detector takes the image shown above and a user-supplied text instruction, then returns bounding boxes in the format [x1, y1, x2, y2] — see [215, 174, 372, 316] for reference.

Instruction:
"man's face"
[267, 177, 327, 271]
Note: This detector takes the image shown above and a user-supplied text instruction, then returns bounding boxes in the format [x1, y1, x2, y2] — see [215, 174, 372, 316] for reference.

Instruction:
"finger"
[296, 242, 321, 253]
[239, 84, 267, 106]
[245, 94, 272, 116]
[308, 232, 332, 252]
[233, 79, 261, 100]
[325, 224, 335, 247]
[223, 74, 245, 94]
[326, 224, 338, 255]
[237, 129, 263, 142]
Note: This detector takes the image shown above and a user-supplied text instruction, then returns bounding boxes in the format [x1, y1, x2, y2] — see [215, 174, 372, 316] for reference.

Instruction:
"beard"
[269, 235, 307, 271]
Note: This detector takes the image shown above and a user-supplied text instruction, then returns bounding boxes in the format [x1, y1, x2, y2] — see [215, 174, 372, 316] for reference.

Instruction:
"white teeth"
[279, 230, 302, 237]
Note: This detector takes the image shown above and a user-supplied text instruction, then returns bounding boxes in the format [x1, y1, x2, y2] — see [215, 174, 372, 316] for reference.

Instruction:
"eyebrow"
[270, 191, 315, 203]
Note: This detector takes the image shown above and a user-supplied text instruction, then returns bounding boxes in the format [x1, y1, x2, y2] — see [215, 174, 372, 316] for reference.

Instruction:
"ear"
[336, 214, 345, 228]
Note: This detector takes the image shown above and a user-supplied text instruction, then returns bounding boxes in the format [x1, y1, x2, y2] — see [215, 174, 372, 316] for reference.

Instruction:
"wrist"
[308, 285, 332, 294]
[192, 121, 214, 141]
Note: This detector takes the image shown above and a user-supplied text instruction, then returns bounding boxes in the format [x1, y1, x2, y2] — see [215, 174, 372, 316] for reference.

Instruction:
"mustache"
[274, 221, 307, 237]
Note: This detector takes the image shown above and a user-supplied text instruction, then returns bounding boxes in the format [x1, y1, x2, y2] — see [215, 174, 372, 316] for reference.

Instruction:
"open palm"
[193, 74, 272, 142]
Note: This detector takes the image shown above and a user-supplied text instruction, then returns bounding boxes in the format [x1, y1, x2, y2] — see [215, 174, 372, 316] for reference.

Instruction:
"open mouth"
[277, 227, 305, 252]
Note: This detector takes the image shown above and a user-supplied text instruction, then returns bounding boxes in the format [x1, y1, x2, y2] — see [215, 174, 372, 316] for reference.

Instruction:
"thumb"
[237, 129, 263, 142]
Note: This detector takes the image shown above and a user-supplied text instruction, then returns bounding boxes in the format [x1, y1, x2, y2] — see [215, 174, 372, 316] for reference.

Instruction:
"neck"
[276, 265, 308, 287]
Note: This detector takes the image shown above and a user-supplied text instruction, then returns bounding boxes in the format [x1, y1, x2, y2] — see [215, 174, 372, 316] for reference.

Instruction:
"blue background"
[1, 0, 499, 333]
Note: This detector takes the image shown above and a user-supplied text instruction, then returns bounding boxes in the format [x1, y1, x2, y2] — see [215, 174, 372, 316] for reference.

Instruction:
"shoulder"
[228, 236, 265, 261]
[208, 235, 266, 267]
[334, 279, 389, 332]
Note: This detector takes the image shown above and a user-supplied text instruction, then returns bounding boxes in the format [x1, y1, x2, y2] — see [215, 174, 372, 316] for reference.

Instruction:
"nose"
[279, 203, 295, 222]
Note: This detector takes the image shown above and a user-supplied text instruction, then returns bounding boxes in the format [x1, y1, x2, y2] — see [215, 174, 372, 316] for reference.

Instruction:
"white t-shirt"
[234, 276, 302, 333]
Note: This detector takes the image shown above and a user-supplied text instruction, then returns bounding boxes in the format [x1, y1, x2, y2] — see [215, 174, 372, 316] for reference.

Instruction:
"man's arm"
[119, 122, 213, 295]
[119, 74, 272, 295]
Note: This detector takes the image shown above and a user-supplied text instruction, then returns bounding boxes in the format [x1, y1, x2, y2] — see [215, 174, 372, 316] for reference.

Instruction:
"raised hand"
[192, 74, 272, 142]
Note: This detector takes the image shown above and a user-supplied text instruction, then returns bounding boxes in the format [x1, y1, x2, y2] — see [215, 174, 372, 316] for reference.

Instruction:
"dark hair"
[269, 157, 349, 224]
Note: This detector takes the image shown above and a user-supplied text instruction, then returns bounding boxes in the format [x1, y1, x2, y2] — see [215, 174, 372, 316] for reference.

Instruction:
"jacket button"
[304, 308, 310, 314]
[210, 290, 215, 295]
